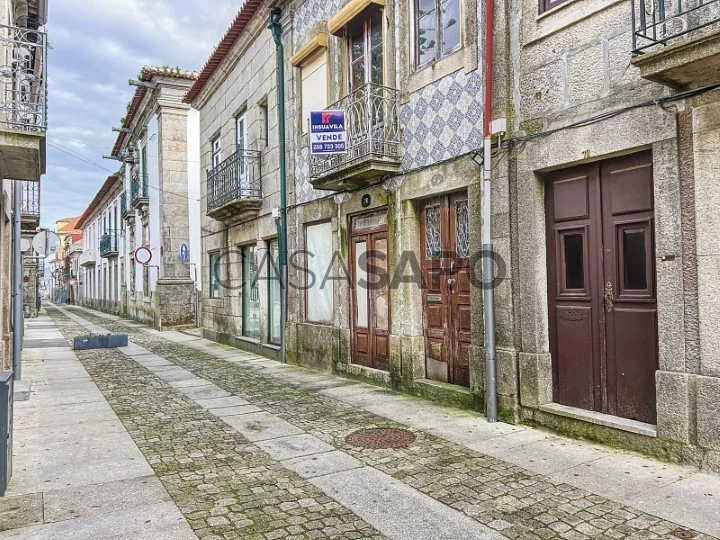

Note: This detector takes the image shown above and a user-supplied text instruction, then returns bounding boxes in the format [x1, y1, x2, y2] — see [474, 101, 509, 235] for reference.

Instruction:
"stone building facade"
[77, 67, 201, 330]
[188, 0, 720, 470]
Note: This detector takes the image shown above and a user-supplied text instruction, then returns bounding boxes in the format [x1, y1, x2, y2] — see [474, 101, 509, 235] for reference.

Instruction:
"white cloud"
[41, 0, 241, 228]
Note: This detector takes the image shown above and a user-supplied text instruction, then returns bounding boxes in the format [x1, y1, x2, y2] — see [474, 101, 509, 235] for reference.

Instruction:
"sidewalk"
[0, 308, 195, 539]
[2, 303, 719, 539]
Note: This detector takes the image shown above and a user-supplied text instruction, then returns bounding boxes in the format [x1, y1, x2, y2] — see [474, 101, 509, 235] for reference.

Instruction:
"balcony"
[131, 176, 148, 209]
[79, 249, 96, 267]
[0, 24, 48, 181]
[206, 148, 262, 225]
[99, 232, 119, 258]
[19, 180, 39, 230]
[67, 242, 83, 255]
[121, 191, 134, 219]
[632, 0, 720, 88]
[309, 83, 401, 191]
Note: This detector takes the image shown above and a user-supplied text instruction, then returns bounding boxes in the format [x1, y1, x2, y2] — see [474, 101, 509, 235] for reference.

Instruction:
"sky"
[41, 0, 241, 230]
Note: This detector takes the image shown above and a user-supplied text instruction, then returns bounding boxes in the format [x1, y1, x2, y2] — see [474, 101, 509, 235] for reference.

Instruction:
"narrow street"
[0, 304, 716, 539]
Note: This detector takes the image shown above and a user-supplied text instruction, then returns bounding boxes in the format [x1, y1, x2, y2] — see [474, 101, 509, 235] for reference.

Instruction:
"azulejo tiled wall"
[294, 0, 343, 47]
[400, 70, 484, 170]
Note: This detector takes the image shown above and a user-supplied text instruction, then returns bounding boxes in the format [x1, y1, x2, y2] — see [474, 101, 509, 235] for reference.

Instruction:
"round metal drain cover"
[671, 530, 698, 539]
[345, 428, 416, 449]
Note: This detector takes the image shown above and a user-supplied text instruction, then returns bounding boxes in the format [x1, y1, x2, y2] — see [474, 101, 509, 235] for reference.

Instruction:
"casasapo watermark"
[212, 248, 506, 292]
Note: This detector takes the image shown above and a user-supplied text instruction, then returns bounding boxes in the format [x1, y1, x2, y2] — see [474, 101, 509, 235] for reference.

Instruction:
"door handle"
[604, 281, 614, 312]
[447, 278, 456, 288]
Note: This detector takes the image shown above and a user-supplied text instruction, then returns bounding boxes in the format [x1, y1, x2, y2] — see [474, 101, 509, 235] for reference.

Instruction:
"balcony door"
[348, 7, 383, 92]
[236, 112, 249, 195]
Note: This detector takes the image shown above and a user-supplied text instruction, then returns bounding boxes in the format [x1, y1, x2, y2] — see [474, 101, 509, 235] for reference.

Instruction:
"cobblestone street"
[2, 304, 719, 540]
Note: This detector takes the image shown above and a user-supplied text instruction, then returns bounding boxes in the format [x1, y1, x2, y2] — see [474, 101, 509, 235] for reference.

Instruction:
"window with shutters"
[300, 50, 328, 134]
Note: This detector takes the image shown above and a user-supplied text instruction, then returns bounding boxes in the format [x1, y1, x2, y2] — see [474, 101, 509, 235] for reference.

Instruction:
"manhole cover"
[345, 428, 416, 449]
[671, 529, 698, 539]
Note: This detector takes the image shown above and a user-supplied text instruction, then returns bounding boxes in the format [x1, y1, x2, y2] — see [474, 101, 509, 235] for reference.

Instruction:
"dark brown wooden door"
[350, 211, 390, 371]
[546, 151, 658, 424]
[421, 193, 471, 387]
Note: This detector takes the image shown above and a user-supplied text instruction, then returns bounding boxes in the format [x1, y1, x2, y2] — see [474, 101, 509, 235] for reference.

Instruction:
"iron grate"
[671, 529, 698, 539]
[345, 427, 416, 450]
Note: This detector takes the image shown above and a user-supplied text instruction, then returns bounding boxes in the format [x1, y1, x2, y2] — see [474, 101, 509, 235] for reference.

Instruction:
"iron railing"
[99, 231, 119, 257]
[632, 0, 720, 54]
[310, 83, 400, 178]
[79, 249, 95, 267]
[0, 24, 47, 132]
[120, 191, 127, 213]
[20, 180, 39, 215]
[207, 148, 262, 212]
[131, 176, 147, 201]
[67, 242, 83, 254]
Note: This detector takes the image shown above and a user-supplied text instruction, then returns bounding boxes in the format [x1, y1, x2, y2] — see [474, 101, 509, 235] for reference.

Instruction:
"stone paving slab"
[282, 450, 364, 479]
[255, 434, 336, 461]
[55, 305, 720, 539]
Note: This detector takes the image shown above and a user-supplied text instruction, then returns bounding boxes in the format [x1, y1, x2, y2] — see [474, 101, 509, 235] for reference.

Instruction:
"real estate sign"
[309, 110, 346, 155]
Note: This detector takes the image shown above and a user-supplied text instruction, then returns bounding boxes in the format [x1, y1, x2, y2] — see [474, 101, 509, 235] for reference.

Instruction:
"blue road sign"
[180, 243, 190, 263]
[309, 110, 347, 155]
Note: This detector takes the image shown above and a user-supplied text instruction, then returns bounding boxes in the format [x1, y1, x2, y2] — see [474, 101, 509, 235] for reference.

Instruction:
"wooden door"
[546, 151, 658, 424]
[350, 210, 390, 371]
[421, 193, 471, 387]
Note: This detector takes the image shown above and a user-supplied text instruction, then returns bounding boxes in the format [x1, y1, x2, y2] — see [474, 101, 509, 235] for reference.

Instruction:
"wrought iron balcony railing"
[632, 0, 720, 55]
[309, 83, 400, 180]
[207, 148, 262, 213]
[20, 179, 39, 215]
[131, 176, 148, 203]
[79, 248, 95, 267]
[120, 191, 127, 212]
[99, 231, 119, 258]
[0, 24, 47, 132]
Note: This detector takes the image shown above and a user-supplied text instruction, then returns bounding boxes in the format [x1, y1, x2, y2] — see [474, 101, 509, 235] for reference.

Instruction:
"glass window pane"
[306, 222, 334, 323]
[242, 246, 260, 339]
[373, 238, 389, 330]
[355, 241, 368, 328]
[417, 11, 436, 66]
[441, 0, 460, 54]
[371, 47, 383, 86]
[417, 0, 435, 17]
[564, 233, 584, 290]
[209, 253, 220, 298]
[623, 228, 647, 290]
[351, 59, 365, 91]
[455, 200, 469, 258]
[268, 240, 282, 344]
[425, 205, 442, 259]
[352, 35, 365, 62]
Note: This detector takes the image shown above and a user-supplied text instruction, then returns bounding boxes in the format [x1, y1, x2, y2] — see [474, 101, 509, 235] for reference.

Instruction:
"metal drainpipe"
[12, 181, 23, 379]
[482, 0, 497, 423]
[269, 8, 288, 364]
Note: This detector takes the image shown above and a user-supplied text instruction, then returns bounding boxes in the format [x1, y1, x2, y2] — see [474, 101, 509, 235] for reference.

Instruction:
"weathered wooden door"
[421, 193, 471, 387]
[546, 151, 658, 424]
[350, 210, 390, 371]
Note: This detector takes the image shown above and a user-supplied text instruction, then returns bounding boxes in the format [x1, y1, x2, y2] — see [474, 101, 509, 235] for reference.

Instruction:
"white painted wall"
[187, 107, 202, 291]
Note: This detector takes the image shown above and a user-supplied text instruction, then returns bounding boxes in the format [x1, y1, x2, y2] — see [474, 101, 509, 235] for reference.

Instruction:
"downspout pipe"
[269, 8, 288, 364]
[482, 0, 498, 422]
[12, 181, 23, 379]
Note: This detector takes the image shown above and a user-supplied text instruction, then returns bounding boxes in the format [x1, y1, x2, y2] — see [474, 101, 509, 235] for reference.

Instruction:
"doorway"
[350, 210, 390, 371]
[545, 151, 658, 424]
[421, 193, 471, 387]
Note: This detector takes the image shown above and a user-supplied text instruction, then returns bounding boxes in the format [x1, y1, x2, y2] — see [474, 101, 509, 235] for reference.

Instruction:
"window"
[540, 0, 569, 13]
[141, 145, 148, 188]
[268, 239, 282, 344]
[211, 136, 221, 168]
[260, 102, 269, 146]
[301, 51, 328, 133]
[348, 8, 383, 92]
[236, 111, 249, 189]
[209, 252, 221, 298]
[306, 222, 333, 323]
[563, 233, 585, 290]
[242, 245, 260, 339]
[415, 0, 461, 68]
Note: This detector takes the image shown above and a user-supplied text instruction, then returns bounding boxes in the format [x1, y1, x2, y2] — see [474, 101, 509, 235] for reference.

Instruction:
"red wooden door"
[546, 151, 658, 424]
[350, 211, 390, 371]
[421, 193, 471, 387]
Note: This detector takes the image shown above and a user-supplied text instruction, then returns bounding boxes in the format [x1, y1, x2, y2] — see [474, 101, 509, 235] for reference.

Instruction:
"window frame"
[208, 251, 221, 299]
[241, 244, 260, 339]
[413, 0, 462, 70]
[539, 0, 570, 13]
[304, 220, 334, 324]
[211, 135, 222, 168]
[267, 239, 282, 345]
[346, 7, 384, 93]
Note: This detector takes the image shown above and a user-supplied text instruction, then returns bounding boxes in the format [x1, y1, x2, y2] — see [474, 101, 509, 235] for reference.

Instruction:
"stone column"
[692, 99, 720, 457]
[154, 96, 195, 329]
